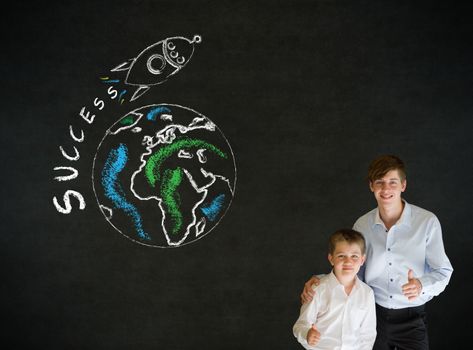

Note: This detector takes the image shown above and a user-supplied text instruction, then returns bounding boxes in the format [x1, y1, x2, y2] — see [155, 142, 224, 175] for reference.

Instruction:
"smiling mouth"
[380, 194, 394, 199]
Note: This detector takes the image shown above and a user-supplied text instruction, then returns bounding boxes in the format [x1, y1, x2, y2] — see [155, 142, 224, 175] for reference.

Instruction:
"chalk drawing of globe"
[92, 104, 236, 248]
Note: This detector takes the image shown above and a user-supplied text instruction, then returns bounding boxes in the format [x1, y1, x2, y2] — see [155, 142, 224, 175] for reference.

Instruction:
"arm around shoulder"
[300, 274, 326, 304]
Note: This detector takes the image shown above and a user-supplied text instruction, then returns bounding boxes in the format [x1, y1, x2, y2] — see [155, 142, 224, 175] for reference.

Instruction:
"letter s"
[107, 86, 118, 100]
[53, 190, 86, 214]
[94, 97, 105, 110]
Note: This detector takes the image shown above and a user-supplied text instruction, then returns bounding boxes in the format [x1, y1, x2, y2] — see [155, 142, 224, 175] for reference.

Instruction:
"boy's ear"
[328, 254, 334, 266]
[401, 179, 407, 192]
[361, 255, 366, 266]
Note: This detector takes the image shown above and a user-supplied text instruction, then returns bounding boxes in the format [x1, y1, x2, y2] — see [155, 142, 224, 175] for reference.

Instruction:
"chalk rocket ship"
[111, 34, 202, 101]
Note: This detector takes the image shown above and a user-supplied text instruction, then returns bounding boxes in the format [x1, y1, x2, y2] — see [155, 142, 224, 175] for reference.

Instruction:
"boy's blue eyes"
[336, 255, 360, 259]
[374, 181, 399, 186]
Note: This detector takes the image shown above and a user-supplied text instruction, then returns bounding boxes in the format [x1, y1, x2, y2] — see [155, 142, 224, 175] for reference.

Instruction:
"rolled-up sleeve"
[418, 216, 453, 297]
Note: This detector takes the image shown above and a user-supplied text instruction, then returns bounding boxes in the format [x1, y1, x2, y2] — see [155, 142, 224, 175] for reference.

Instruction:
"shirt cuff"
[418, 276, 432, 296]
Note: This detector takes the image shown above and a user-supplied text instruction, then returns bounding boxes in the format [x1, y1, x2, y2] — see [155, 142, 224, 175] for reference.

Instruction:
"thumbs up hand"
[401, 269, 423, 301]
[307, 324, 321, 346]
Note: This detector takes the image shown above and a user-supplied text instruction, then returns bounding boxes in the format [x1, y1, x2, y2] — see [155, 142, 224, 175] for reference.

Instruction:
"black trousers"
[373, 304, 429, 350]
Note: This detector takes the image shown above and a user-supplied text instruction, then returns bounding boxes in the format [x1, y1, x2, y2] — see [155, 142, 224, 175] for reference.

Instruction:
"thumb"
[407, 269, 414, 280]
[311, 324, 318, 330]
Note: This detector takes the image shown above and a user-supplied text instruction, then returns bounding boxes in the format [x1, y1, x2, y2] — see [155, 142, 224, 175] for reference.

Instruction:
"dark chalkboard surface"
[2, 1, 472, 348]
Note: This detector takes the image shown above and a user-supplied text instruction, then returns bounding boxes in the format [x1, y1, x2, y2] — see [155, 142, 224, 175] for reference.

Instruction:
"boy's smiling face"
[369, 169, 406, 207]
[328, 241, 365, 281]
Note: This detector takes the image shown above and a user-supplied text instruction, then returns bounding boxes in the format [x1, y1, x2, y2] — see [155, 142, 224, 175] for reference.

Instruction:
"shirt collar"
[328, 270, 360, 291]
[373, 199, 412, 229]
[398, 200, 412, 228]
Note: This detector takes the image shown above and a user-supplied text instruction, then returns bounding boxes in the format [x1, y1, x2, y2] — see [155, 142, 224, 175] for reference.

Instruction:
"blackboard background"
[2, 1, 472, 349]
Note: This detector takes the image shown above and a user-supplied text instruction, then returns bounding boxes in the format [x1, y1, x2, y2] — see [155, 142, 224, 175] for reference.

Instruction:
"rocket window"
[147, 54, 166, 75]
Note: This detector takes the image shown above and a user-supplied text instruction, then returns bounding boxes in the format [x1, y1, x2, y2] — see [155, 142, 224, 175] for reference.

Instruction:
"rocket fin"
[111, 59, 134, 72]
[130, 86, 151, 101]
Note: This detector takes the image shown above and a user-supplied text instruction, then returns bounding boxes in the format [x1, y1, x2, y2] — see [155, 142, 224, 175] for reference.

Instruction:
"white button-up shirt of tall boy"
[353, 200, 453, 309]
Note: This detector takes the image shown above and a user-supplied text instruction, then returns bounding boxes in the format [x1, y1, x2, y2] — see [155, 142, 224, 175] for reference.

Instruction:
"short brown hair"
[328, 228, 366, 255]
[367, 155, 406, 182]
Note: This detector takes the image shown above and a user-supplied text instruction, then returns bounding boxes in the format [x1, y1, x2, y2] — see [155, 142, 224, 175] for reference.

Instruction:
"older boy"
[293, 229, 376, 350]
[300, 155, 453, 350]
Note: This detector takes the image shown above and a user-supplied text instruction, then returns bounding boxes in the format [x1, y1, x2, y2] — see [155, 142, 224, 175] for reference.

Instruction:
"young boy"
[293, 229, 376, 350]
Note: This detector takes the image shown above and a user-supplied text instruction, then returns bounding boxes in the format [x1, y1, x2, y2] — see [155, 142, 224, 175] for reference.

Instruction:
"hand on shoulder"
[300, 275, 321, 304]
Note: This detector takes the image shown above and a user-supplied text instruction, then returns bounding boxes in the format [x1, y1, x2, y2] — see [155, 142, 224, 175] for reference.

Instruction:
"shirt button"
[387, 248, 391, 251]
[389, 262, 392, 266]
[390, 279, 393, 282]
[390, 296, 393, 298]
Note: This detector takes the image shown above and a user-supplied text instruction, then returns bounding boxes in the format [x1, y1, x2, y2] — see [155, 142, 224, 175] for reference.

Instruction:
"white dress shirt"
[293, 271, 377, 350]
[353, 200, 453, 309]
